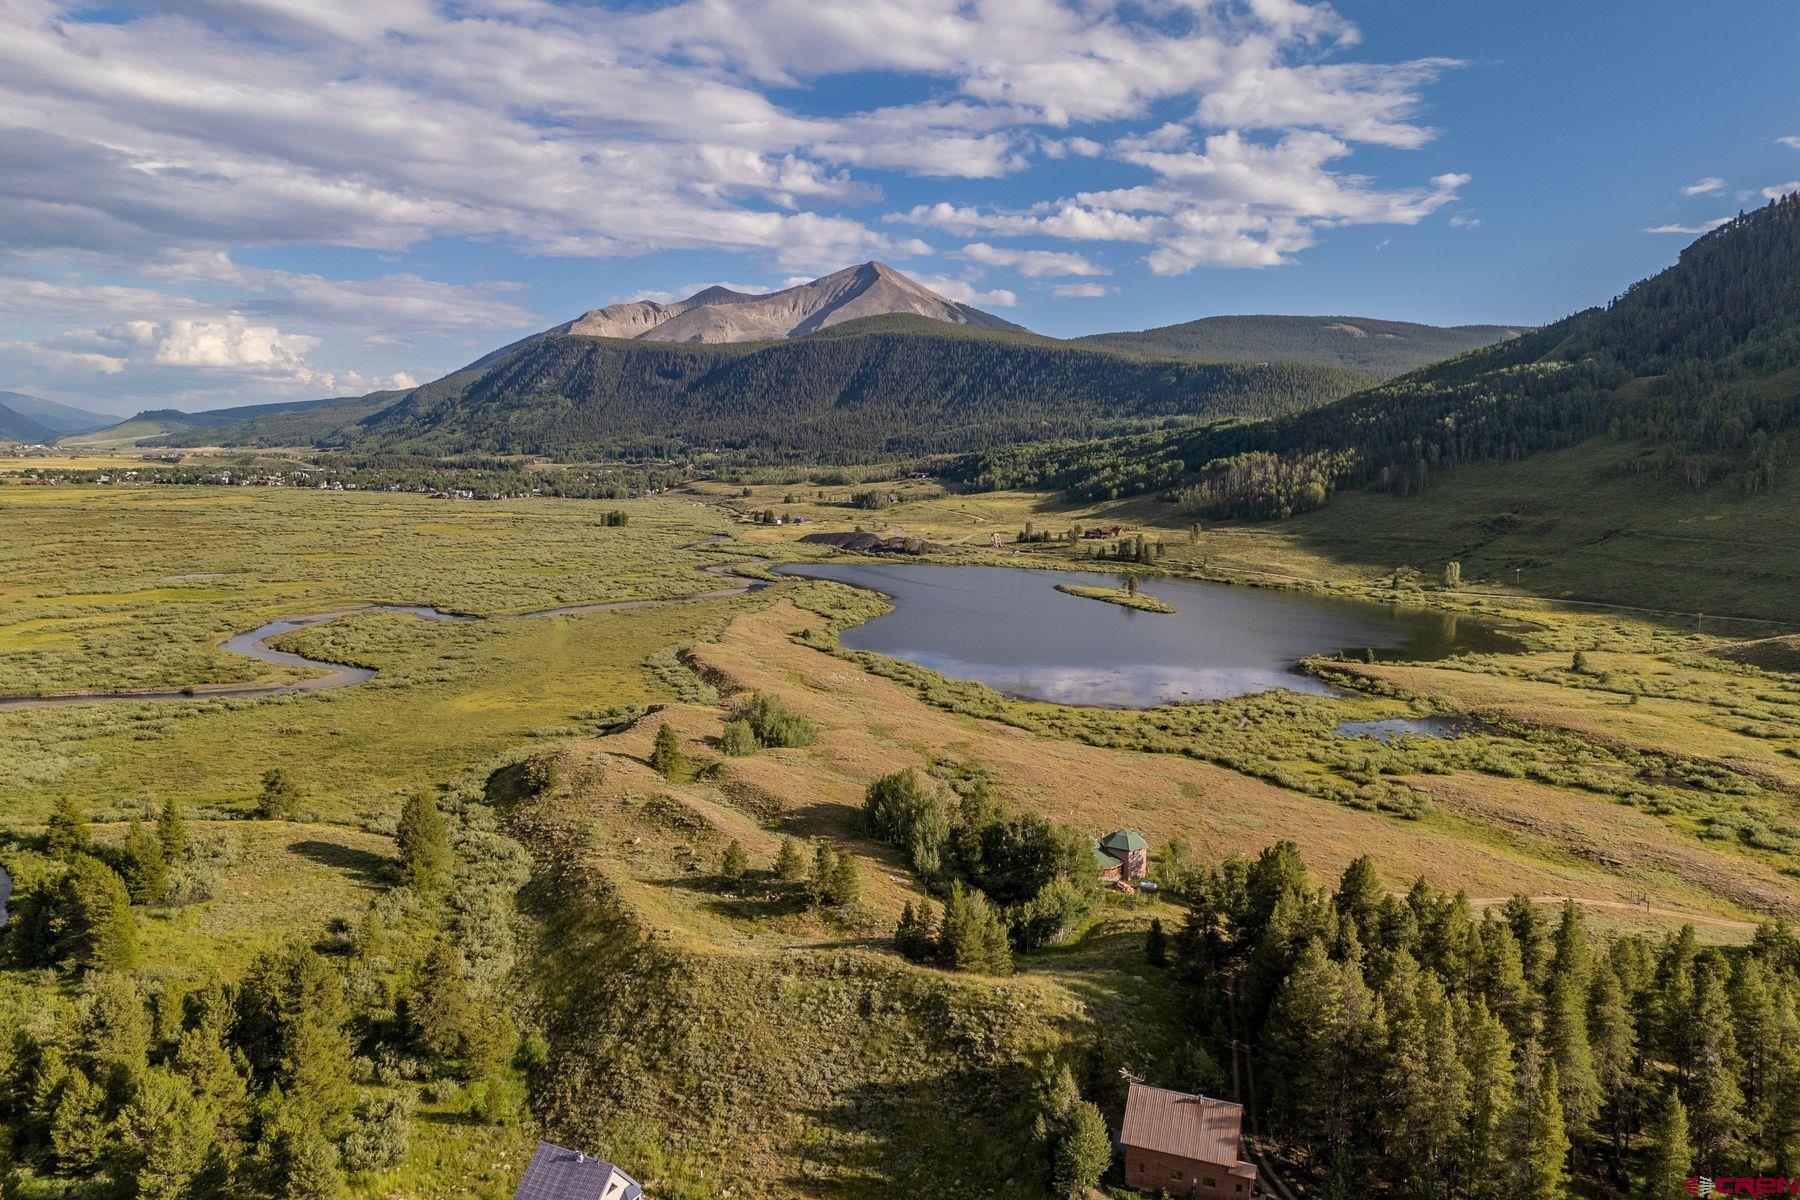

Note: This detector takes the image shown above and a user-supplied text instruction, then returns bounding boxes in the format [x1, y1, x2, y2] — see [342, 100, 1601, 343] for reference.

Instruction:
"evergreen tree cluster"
[8, 800, 199, 974]
[863, 770, 1099, 965]
[0, 797, 528, 1198]
[957, 195, 1800, 514]
[1170, 842, 1800, 1198]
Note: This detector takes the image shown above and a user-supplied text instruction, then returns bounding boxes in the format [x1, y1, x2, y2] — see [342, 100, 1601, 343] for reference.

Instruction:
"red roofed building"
[1119, 1082, 1259, 1198]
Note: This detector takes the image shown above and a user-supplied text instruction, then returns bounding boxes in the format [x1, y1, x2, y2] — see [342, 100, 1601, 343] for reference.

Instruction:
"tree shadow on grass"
[781, 1066, 1048, 1199]
[287, 838, 391, 884]
[649, 871, 812, 921]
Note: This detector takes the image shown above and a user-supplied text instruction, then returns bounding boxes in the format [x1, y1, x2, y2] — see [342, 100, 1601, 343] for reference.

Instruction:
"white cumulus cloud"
[958, 243, 1108, 277]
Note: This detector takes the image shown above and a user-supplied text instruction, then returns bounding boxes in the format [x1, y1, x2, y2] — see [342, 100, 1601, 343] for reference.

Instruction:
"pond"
[779, 562, 1517, 707]
[1332, 717, 1464, 743]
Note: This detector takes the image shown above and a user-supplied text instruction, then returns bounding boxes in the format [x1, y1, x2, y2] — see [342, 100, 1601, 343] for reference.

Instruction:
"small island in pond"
[1053, 582, 1176, 614]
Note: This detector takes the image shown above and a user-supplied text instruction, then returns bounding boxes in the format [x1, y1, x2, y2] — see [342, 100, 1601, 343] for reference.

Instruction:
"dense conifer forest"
[959, 195, 1800, 517]
[1165, 842, 1800, 1199]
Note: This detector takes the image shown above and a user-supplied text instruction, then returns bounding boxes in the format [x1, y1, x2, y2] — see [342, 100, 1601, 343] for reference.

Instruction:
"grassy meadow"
[1, 476, 1797, 1197]
[0, 485, 729, 695]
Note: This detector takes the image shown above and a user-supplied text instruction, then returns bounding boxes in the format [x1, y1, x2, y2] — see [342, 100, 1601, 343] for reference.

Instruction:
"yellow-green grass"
[0, 595, 755, 827]
[688, 600, 1789, 932]
[1273, 440, 1800, 624]
[0, 486, 730, 694]
[499, 730, 1188, 1199]
[1053, 583, 1177, 613]
[0, 453, 185, 471]
[1329, 650, 1800, 792]
[74, 818, 391, 973]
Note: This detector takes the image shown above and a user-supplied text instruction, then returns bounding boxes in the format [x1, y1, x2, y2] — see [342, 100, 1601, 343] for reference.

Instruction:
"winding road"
[0, 537, 770, 711]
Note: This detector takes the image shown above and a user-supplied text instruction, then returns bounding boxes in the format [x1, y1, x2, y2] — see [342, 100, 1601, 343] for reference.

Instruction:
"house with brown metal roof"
[1118, 1082, 1258, 1198]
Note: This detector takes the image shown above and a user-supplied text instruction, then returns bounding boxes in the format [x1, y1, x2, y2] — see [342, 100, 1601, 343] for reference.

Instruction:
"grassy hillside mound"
[1709, 633, 1800, 673]
[1076, 314, 1520, 378]
[490, 730, 1109, 1200]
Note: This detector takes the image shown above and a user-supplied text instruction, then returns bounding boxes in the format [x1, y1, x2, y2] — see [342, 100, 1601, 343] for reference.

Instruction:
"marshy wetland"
[3, 478, 1799, 1200]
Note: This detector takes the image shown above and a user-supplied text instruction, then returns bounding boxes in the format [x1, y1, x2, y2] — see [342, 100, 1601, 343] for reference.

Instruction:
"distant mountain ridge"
[331, 316, 1370, 460]
[554, 262, 1023, 343]
[0, 399, 56, 444]
[89, 262, 1526, 460]
[1077, 315, 1522, 379]
[0, 392, 113, 436]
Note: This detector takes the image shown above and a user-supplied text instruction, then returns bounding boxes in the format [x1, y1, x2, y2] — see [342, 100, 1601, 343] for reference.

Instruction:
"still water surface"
[780, 562, 1515, 707]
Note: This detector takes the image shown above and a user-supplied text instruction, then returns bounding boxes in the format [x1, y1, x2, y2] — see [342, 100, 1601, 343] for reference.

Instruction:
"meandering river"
[0, 541, 766, 711]
[779, 562, 1516, 706]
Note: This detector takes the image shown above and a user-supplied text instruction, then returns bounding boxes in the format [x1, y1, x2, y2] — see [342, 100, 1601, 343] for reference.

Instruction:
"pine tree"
[1522, 1060, 1572, 1200]
[1459, 1000, 1515, 1200]
[1264, 940, 1385, 1187]
[1476, 915, 1535, 1045]
[895, 901, 938, 962]
[80, 970, 151, 1094]
[48, 1066, 109, 1174]
[1146, 917, 1168, 967]
[939, 884, 1012, 974]
[156, 797, 186, 861]
[116, 1067, 212, 1200]
[1687, 956, 1746, 1173]
[1335, 856, 1384, 943]
[50, 856, 136, 971]
[719, 839, 748, 880]
[809, 843, 837, 909]
[278, 1121, 348, 1200]
[282, 952, 356, 1132]
[825, 853, 861, 908]
[257, 768, 302, 819]
[649, 723, 684, 778]
[1503, 894, 1550, 987]
[237, 944, 354, 1131]
[1588, 959, 1639, 1175]
[120, 815, 168, 905]
[1050, 1100, 1111, 1198]
[1645, 1089, 1694, 1197]
[775, 837, 805, 881]
[1388, 972, 1470, 1200]
[172, 1022, 249, 1121]
[1543, 969, 1600, 1133]
[396, 791, 453, 892]
[405, 939, 474, 1061]
[45, 795, 90, 861]
[720, 718, 758, 756]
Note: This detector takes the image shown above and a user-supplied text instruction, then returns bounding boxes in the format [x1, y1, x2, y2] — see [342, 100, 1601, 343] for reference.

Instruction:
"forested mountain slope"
[0, 401, 56, 444]
[332, 317, 1373, 461]
[1077, 315, 1522, 378]
[963, 195, 1800, 517]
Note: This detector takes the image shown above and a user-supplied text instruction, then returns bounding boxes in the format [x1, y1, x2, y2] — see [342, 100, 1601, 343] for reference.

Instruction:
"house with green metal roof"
[1098, 828, 1149, 881]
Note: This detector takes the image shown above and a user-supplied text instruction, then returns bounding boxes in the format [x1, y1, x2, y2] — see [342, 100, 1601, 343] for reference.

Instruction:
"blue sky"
[2, 0, 1796, 415]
